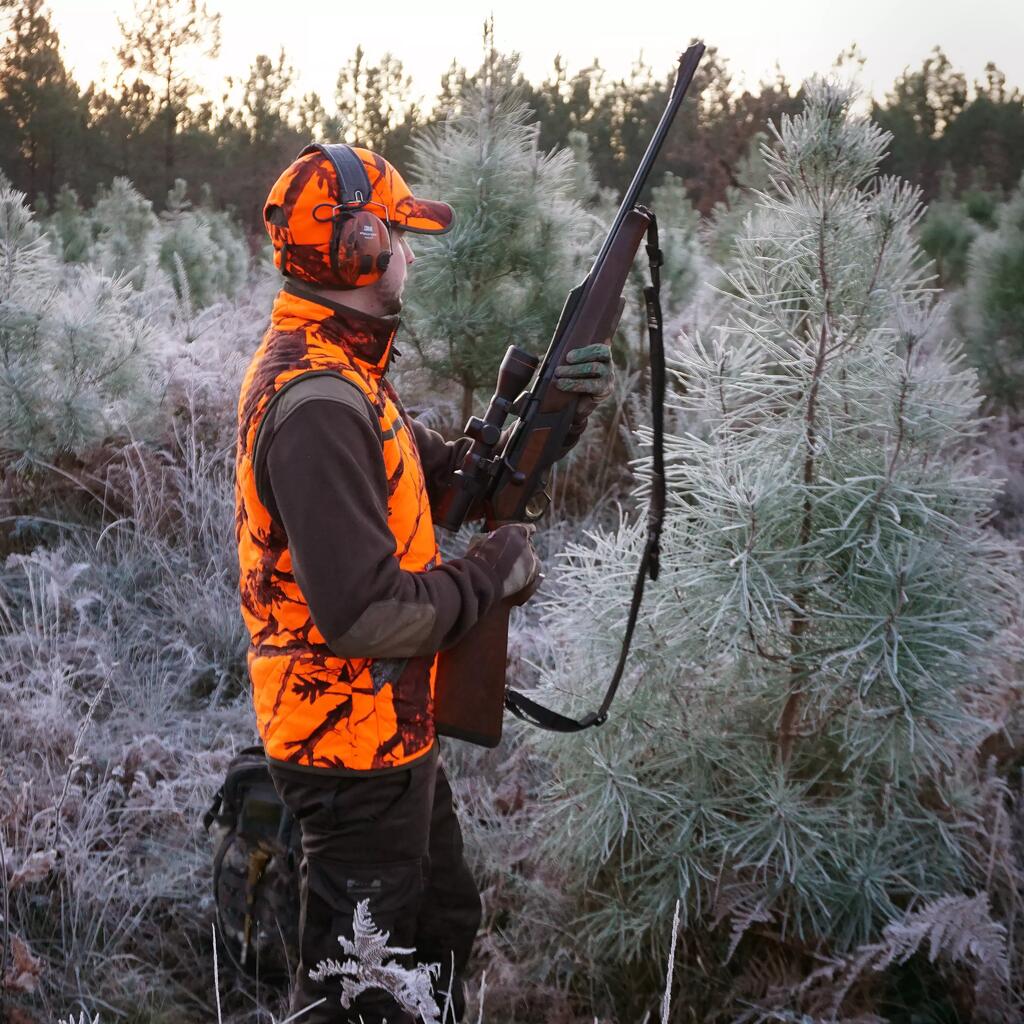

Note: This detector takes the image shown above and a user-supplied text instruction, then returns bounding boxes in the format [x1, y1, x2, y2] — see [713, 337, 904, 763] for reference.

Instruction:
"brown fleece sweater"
[255, 374, 504, 661]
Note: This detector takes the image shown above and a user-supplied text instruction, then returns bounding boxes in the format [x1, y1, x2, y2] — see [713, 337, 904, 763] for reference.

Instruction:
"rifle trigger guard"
[523, 489, 550, 521]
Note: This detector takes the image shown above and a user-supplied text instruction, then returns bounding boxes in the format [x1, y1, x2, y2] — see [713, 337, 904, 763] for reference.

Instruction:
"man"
[234, 143, 612, 1022]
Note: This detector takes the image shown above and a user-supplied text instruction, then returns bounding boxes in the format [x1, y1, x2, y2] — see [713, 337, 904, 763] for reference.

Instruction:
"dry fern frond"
[793, 893, 1010, 1021]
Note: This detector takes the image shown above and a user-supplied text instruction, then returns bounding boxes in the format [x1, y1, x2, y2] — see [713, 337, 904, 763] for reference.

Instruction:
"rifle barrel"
[590, 41, 705, 274]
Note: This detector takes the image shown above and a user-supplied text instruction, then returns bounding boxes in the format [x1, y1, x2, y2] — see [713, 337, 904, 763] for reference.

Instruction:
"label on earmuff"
[359, 224, 376, 239]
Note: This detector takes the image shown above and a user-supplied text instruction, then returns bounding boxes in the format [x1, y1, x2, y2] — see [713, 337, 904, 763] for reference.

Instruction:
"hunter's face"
[376, 227, 414, 315]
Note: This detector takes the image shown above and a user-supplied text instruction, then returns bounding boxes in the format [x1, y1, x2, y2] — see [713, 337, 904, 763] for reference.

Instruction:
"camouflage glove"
[464, 522, 542, 600]
[554, 342, 614, 398]
[553, 342, 614, 453]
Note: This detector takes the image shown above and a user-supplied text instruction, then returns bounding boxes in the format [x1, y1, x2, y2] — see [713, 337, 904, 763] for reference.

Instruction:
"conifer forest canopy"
[2, 1, 1024, 229]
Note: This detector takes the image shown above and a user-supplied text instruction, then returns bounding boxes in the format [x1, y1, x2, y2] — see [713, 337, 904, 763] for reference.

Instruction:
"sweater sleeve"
[259, 383, 503, 659]
[409, 418, 474, 512]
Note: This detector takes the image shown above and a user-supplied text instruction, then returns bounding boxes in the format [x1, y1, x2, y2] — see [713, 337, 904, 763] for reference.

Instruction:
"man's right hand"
[463, 523, 542, 601]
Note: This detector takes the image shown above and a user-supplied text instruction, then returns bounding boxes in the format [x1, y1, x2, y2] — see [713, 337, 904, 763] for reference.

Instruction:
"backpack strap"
[202, 744, 269, 831]
[251, 370, 382, 526]
[203, 788, 223, 832]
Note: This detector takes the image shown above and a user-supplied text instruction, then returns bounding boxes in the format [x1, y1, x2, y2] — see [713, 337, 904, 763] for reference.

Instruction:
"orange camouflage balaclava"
[263, 144, 454, 289]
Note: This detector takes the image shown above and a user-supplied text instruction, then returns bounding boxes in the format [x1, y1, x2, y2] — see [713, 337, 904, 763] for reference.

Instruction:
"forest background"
[2, 1, 1024, 1023]
[4, 0, 1024, 232]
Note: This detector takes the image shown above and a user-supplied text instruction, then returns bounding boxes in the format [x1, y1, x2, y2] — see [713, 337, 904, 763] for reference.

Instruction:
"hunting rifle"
[433, 41, 706, 746]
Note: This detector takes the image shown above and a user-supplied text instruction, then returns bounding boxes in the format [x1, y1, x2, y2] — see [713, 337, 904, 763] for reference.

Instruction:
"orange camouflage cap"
[264, 144, 453, 286]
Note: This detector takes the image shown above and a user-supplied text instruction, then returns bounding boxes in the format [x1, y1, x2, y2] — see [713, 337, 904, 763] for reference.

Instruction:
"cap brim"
[391, 195, 454, 234]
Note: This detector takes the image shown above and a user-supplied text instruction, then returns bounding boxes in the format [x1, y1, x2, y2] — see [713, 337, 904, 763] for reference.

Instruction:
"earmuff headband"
[298, 143, 374, 209]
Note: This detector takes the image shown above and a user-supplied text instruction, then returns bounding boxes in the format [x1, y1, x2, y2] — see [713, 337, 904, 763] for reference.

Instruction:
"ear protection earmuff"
[293, 143, 393, 289]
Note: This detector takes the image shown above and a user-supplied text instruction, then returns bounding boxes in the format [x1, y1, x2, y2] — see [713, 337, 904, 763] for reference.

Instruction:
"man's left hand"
[554, 343, 613, 398]
[553, 342, 614, 451]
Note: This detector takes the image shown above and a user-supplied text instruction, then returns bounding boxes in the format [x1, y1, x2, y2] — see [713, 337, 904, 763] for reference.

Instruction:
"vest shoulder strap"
[252, 370, 382, 522]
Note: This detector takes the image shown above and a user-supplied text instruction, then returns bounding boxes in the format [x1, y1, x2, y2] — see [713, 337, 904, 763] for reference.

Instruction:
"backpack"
[203, 744, 302, 983]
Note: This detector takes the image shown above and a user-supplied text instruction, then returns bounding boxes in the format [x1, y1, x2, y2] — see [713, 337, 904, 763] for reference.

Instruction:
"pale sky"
[43, 0, 1024, 110]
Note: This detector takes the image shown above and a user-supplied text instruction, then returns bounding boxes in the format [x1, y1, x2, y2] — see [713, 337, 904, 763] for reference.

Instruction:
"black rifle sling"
[504, 211, 667, 732]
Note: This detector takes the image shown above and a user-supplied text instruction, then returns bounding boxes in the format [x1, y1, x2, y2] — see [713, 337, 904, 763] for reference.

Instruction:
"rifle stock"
[434, 574, 543, 747]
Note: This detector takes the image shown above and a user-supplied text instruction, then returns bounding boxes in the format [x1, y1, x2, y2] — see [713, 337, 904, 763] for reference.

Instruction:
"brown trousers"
[269, 743, 481, 1023]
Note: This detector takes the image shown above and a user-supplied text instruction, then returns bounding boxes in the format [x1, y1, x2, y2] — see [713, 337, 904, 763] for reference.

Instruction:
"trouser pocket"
[306, 854, 426, 938]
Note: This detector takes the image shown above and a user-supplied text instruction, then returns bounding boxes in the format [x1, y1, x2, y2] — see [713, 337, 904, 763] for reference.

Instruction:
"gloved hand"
[464, 523, 542, 601]
[553, 342, 614, 453]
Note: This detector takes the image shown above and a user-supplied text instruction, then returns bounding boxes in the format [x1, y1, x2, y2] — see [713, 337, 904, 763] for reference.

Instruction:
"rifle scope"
[438, 345, 540, 529]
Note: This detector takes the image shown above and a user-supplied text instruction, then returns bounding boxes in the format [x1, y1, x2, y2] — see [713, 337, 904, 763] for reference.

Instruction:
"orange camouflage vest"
[235, 286, 440, 771]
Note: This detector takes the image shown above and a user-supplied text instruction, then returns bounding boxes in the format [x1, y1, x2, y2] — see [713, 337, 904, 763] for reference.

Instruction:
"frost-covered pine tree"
[961, 172, 1024, 411]
[917, 169, 983, 289]
[158, 179, 249, 310]
[403, 48, 596, 424]
[523, 80, 1022, 1020]
[88, 176, 248, 310]
[45, 184, 94, 263]
[0, 186, 162, 461]
[91, 177, 160, 290]
[706, 129, 772, 265]
[648, 172, 703, 320]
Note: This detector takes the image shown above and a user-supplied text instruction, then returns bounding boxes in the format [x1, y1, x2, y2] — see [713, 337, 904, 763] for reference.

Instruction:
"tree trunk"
[460, 380, 474, 427]
[780, 215, 833, 767]
[28, 138, 37, 202]
[165, 67, 175, 197]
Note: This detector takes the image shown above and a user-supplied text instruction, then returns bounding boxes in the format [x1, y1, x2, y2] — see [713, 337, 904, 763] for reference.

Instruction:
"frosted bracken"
[308, 899, 443, 1023]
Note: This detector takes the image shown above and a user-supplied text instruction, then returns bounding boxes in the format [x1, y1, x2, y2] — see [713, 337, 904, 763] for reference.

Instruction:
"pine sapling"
[523, 78, 1022, 1020]
[961, 171, 1024, 410]
[404, 50, 595, 425]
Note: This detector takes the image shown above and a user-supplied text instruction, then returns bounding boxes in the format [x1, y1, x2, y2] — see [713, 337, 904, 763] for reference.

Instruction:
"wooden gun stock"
[433, 574, 543, 747]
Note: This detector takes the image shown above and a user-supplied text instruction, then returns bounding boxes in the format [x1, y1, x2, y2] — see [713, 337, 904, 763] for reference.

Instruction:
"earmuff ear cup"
[330, 210, 393, 288]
